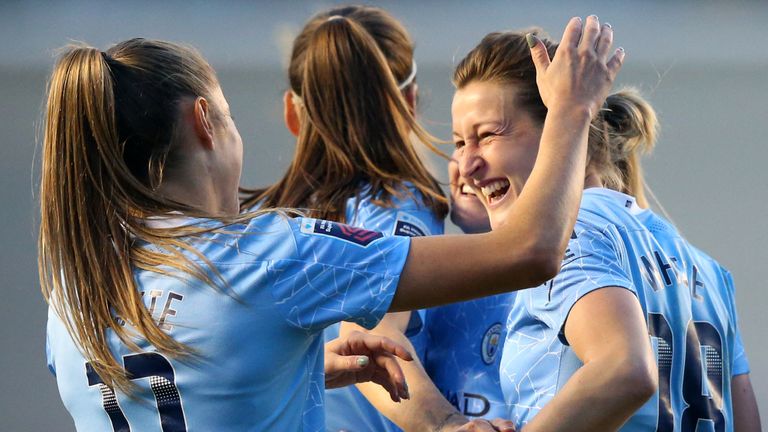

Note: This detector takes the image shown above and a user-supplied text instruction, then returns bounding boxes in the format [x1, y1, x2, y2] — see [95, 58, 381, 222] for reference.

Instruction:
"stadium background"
[1, 1, 765, 429]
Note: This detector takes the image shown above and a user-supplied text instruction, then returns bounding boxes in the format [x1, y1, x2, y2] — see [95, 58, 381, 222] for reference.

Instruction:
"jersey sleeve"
[547, 225, 636, 345]
[267, 218, 411, 334]
[353, 196, 444, 238]
[388, 209, 444, 237]
[722, 269, 750, 376]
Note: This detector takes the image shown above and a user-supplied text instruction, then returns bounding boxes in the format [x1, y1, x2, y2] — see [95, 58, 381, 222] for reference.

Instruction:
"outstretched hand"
[324, 330, 413, 402]
[528, 15, 624, 118]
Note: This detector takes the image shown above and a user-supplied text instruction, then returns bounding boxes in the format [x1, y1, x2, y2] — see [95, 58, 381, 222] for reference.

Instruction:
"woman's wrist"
[546, 103, 594, 125]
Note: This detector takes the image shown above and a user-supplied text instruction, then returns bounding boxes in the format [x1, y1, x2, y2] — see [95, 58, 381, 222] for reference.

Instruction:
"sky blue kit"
[500, 188, 750, 431]
[47, 212, 411, 431]
[424, 292, 515, 420]
[324, 184, 444, 432]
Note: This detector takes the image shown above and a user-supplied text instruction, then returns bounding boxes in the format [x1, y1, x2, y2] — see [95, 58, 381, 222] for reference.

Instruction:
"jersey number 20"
[86, 352, 187, 432]
[648, 313, 725, 432]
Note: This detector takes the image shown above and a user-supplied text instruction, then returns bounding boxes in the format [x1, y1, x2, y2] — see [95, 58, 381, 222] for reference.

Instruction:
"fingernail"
[356, 356, 369, 367]
[401, 382, 410, 399]
[572, 16, 582, 23]
[526, 33, 536, 49]
[590, 14, 599, 20]
[604, 22, 612, 29]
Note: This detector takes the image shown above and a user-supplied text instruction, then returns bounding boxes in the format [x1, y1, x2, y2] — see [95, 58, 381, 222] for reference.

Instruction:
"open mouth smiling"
[478, 178, 511, 205]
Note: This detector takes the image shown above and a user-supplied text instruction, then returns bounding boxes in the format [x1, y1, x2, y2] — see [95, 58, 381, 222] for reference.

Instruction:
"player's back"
[582, 189, 742, 431]
[46, 212, 410, 431]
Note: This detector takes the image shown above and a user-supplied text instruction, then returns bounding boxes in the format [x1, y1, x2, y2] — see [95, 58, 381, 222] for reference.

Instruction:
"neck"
[584, 172, 604, 189]
[157, 171, 237, 217]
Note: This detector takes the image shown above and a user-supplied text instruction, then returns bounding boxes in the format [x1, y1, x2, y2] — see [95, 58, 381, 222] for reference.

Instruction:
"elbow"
[617, 358, 658, 407]
[515, 231, 570, 286]
[522, 247, 563, 286]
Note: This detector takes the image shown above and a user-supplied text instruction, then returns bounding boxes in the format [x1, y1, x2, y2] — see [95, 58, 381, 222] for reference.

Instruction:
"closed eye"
[479, 132, 497, 142]
[454, 140, 465, 149]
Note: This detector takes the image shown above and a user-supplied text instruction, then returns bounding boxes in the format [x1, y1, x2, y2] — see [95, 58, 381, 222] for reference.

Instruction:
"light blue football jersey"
[501, 188, 750, 431]
[423, 292, 514, 420]
[46, 212, 411, 432]
[324, 184, 444, 432]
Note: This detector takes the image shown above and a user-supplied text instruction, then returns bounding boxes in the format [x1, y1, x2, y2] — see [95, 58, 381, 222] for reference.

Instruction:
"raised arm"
[390, 16, 624, 311]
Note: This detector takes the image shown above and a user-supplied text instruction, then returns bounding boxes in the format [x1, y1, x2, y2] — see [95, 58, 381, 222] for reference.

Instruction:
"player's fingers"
[489, 418, 517, 432]
[374, 352, 409, 401]
[579, 15, 600, 52]
[527, 33, 550, 77]
[374, 335, 413, 361]
[346, 355, 369, 370]
[352, 332, 413, 362]
[369, 367, 401, 402]
[606, 47, 626, 79]
[594, 23, 614, 61]
[326, 353, 369, 377]
[559, 16, 583, 50]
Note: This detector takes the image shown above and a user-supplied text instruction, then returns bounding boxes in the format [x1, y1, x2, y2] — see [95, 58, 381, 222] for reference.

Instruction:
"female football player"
[240, 6, 447, 431]
[40, 14, 622, 431]
[452, 25, 761, 431]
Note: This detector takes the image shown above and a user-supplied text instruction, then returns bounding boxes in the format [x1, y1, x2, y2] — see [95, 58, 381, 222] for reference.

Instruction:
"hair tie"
[290, 91, 304, 108]
[397, 60, 418, 90]
[327, 15, 345, 22]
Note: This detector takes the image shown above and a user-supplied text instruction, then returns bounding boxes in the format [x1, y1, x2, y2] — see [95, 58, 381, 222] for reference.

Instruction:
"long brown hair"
[39, 38, 255, 392]
[453, 30, 658, 207]
[241, 5, 447, 222]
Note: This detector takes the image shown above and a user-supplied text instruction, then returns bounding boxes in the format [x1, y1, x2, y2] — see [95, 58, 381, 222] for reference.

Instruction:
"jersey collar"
[144, 211, 194, 229]
[583, 187, 645, 215]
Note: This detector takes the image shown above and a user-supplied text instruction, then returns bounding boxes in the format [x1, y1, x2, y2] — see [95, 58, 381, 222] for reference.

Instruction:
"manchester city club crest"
[481, 323, 502, 365]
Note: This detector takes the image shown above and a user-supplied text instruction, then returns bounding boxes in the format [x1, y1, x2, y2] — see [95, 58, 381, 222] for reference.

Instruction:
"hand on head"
[528, 15, 624, 117]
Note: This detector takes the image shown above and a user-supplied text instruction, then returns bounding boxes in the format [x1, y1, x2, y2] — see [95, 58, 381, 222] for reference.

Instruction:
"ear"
[283, 90, 301, 137]
[403, 83, 418, 115]
[193, 96, 215, 150]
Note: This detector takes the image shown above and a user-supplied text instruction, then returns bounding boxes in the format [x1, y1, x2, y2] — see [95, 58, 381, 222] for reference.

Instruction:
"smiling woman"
[450, 27, 761, 432]
[452, 81, 543, 210]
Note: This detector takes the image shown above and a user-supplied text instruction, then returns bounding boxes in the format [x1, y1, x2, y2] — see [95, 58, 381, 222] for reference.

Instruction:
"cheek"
[499, 140, 540, 180]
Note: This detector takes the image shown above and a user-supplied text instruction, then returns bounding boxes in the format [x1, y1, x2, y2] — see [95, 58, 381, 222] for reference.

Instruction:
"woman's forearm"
[342, 320, 468, 431]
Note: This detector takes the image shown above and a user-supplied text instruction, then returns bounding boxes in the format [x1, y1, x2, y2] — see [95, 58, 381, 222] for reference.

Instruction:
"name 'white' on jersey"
[500, 188, 749, 432]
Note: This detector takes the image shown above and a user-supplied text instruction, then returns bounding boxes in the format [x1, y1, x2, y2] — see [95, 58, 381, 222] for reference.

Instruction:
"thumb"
[526, 33, 550, 76]
[341, 355, 369, 371]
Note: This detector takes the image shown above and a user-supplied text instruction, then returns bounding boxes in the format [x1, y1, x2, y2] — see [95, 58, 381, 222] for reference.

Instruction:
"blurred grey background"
[1, 0, 765, 430]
